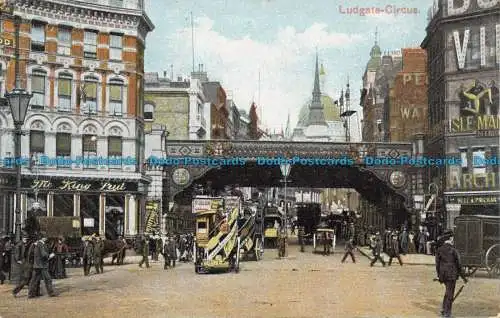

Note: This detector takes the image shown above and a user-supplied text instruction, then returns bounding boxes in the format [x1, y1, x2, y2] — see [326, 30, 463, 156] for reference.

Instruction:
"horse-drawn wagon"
[454, 215, 500, 277]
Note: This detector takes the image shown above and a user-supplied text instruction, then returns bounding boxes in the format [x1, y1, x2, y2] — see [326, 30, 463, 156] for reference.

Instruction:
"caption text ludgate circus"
[338, 5, 419, 16]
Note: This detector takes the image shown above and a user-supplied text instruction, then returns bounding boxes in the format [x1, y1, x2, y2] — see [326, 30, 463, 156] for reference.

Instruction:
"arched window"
[144, 103, 154, 120]
[109, 78, 124, 116]
[30, 69, 47, 109]
[57, 72, 73, 111]
[82, 76, 99, 114]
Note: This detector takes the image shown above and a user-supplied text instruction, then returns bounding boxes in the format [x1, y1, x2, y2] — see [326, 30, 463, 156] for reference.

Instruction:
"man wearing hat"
[387, 232, 403, 266]
[435, 229, 468, 317]
[12, 234, 29, 296]
[370, 232, 386, 267]
[92, 235, 104, 274]
[28, 232, 57, 298]
[138, 235, 150, 268]
[82, 236, 94, 276]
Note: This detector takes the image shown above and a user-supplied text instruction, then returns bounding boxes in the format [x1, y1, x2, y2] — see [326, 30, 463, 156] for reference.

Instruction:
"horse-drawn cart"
[454, 215, 500, 277]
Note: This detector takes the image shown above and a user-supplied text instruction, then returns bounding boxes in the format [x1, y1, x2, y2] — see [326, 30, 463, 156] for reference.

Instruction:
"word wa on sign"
[400, 107, 424, 120]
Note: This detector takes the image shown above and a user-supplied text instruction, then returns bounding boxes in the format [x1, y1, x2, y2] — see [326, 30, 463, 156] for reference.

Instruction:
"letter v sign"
[453, 29, 470, 69]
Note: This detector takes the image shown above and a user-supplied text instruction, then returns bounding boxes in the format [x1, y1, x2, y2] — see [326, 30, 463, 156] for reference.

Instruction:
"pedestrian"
[370, 232, 386, 267]
[387, 233, 403, 266]
[341, 238, 356, 263]
[408, 231, 416, 254]
[155, 236, 163, 262]
[435, 229, 468, 318]
[82, 237, 93, 276]
[52, 236, 69, 279]
[418, 229, 427, 254]
[150, 235, 157, 261]
[322, 232, 331, 256]
[12, 234, 29, 296]
[162, 239, 169, 270]
[92, 236, 103, 274]
[28, 232, 57, 298]
[167, 237, 177, 268]
[139, 236, 150, 268]
[399, 229, 409, 255]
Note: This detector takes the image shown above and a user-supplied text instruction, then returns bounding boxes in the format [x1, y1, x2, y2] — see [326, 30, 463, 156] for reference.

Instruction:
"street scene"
[0, 0, 499, 317]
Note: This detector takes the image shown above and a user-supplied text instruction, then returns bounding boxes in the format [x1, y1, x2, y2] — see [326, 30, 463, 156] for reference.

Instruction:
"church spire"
[285, 111, 291, 139]
[307, 51, 327, 126]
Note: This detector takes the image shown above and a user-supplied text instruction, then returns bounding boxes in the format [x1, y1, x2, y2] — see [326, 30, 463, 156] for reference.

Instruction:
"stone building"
[422, 0, 500, 228]
[359, 34, 405, 230]
[0, 0, 154, 238]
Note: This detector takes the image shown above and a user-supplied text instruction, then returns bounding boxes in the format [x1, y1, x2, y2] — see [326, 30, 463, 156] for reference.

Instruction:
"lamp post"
[5, 14, 32, 283]
[279, 163, 291, 257]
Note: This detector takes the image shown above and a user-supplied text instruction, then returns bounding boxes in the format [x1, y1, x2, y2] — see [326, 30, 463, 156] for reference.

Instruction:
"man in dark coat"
[435, 230, 468, 318]
[51, 236, 69, 279]
[370, 232, 386, 267]
[387, 233, 403, 266]
[28, 232, 57, 298]
[138, 236, 150, 268]
[341, 238, 356, 263]
[82, 238, 94, 276]
[12, 235, 29, 296]
[93, 236, 103, 274]
[166, 237, 177, 268]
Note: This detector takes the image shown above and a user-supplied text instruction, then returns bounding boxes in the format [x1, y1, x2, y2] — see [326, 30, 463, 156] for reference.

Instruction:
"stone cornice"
[14, 0, 154, 44]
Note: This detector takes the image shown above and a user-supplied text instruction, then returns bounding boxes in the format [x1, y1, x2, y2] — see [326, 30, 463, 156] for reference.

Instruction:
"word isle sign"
[29, 179, 134, 192]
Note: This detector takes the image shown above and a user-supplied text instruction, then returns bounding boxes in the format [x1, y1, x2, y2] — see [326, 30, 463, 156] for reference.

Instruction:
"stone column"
[124, 194, 130, 235]
[20, 193, 27, 225]
[47, 192, 54, 217]
[73, 193, 80, 217]
[127, 195, 136, 235]
[99, 193, 106, 236]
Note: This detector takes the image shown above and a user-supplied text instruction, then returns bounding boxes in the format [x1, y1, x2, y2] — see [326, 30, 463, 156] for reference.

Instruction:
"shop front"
[0, 171, 14, 235]
[12, 177, 148, 239]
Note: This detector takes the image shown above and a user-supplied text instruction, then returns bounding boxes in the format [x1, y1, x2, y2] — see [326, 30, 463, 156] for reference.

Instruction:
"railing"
[81, 0, 144, 10]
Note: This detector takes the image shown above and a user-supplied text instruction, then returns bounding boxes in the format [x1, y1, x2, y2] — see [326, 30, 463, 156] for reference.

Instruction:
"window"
[57, 26, 72, 56]
[31, 22, 45, 52]
[82, 77, 98, 114]
[109, 34, 123, 61]
[460, 149, 468, 172]
[108, 136, 122, 168]
[109, 79, 124, 115]
[30, 70, 46, 108]
[58, 73, 72, 111]
[109, 34, 122, 60]
[30, 131, 45, 154]
[82, 135, 97, 168]
[56, 133, 71, 166]
[472, 148, 486, 174]
[144, 103, 154, 120]
[84, 31, 97, 59]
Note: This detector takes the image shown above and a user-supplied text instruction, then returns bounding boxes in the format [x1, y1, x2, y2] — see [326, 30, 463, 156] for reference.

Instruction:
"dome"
[297, 94, 341, 127]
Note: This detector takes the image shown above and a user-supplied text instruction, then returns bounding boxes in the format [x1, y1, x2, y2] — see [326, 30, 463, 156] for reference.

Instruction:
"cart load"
[238, 214, 263, 261]
[193, 196, 241, 273]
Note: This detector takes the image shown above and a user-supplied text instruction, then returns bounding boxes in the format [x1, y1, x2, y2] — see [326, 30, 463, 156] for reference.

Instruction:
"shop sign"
[192, 197, 223, 214]
[449, 115, 500, 136]
[448, 172, 498, 190]
[446, 195, 500, 205]
[27, 179, 137, 192]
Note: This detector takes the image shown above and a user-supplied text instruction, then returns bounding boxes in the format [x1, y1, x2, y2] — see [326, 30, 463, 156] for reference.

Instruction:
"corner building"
[0, 0, 154, 238]
[422, 0, 499, 228]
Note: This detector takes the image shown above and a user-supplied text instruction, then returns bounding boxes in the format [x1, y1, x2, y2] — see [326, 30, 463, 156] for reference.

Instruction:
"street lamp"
[6, 13, 32, 284]
[279, 163, 291, 258]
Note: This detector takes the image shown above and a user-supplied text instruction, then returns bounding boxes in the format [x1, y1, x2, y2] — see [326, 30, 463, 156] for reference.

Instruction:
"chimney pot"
[163, 71, 167, 78]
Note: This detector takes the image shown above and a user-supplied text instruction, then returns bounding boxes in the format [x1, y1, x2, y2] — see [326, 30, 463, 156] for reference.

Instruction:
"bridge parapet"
[164, 140, 413, 162]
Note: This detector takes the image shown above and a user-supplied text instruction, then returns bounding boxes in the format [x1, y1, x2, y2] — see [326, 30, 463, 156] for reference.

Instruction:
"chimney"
[201, 64, 204, 71]
[163, 71, 167, 78]
[177, 76, 182, 81]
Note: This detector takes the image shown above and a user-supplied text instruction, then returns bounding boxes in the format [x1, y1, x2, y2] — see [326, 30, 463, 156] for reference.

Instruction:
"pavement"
[0, 240, 498, 318]
[357, 246, 436, 266]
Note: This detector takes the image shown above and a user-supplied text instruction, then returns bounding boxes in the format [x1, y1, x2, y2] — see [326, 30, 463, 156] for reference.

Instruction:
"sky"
[144, 0, 433, 141]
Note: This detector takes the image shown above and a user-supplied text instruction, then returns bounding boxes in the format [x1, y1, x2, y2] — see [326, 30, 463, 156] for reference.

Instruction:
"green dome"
[297, 94, 340, 126]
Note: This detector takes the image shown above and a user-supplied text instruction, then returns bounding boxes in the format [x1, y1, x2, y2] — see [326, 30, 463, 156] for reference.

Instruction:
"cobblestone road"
[0, 244, 499, 318]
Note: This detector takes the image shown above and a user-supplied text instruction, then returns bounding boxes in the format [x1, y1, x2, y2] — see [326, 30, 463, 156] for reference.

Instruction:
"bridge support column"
[47, 192, 54, 217]
[73, 193, 80, 217]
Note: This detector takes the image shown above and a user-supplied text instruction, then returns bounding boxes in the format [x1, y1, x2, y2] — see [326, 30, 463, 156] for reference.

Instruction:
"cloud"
[167, 17, 363, 133]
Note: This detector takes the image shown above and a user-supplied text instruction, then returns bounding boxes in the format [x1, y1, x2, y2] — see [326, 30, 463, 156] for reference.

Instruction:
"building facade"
[0, 0, 154, 238]
[422, 0, 500, 228]
[143, 71, 208, 139]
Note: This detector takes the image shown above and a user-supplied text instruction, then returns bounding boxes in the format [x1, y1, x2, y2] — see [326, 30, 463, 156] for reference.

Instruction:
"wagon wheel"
[254, 237, 263, 261]
[485, 243, 500, 277]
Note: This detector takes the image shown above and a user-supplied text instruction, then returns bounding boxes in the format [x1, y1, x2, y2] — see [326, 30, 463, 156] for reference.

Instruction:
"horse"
[102, 239, 128, 265]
